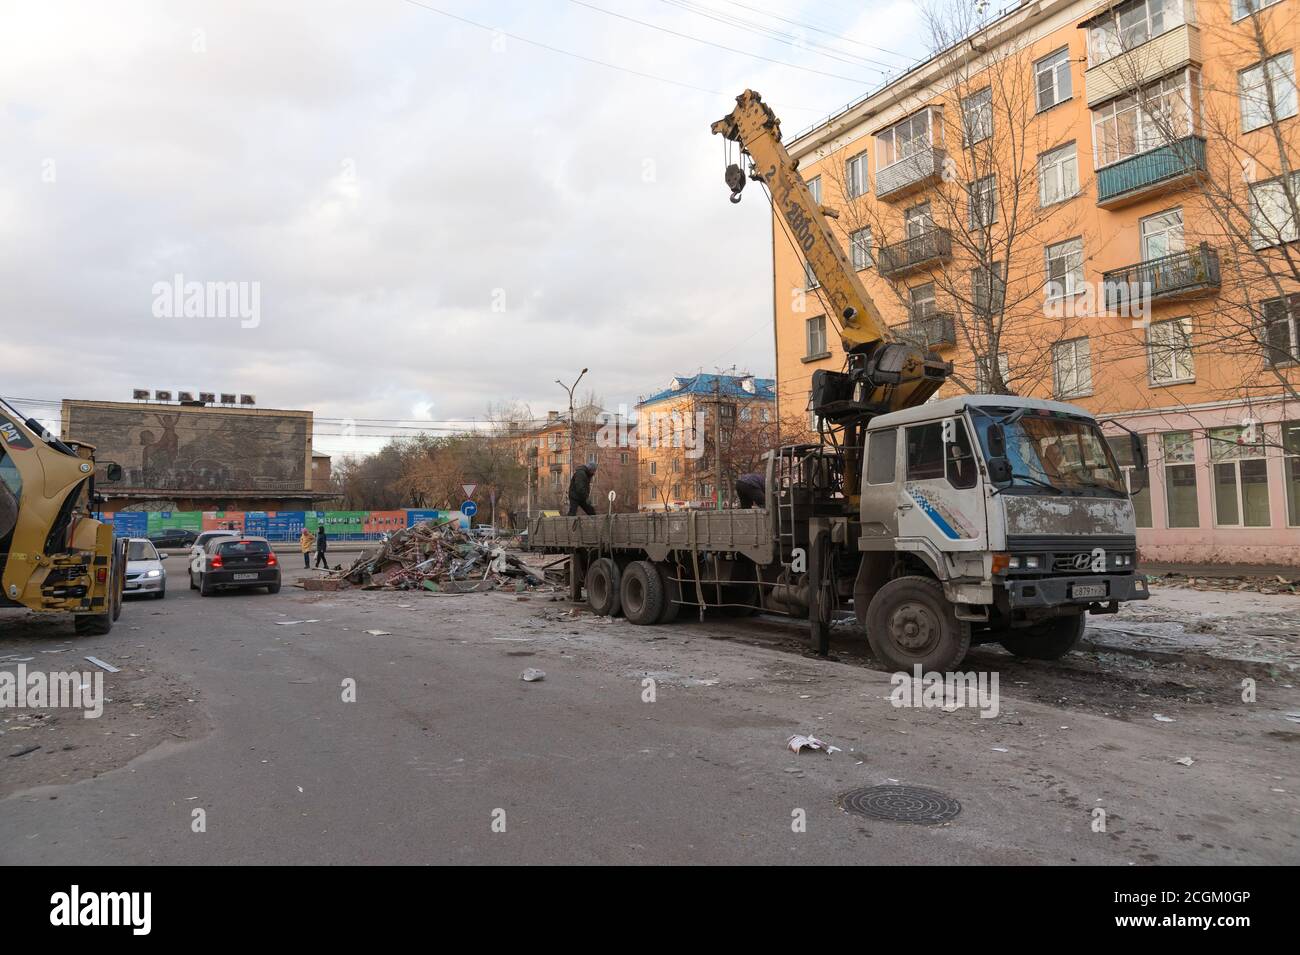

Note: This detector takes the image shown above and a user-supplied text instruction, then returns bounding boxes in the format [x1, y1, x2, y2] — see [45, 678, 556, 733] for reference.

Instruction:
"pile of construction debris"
[1148, 572, 1300, 595]
[313, 520, 561, 593]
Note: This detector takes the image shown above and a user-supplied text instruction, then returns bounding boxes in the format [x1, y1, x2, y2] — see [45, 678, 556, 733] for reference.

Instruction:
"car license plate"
[233, 573, 258, 581]
[1073, 583, 1106, 599]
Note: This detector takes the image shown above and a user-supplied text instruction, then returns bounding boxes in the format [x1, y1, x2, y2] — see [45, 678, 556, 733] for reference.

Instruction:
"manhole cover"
[838, 785, 961, 825]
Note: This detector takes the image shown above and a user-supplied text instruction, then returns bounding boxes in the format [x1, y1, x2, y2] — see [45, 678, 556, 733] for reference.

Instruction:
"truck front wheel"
[999, 614, 1085, 660]
[865, 576, 970, 672]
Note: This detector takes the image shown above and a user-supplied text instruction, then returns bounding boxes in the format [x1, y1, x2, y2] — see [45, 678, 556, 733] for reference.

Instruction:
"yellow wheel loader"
[0, 399, 126, 635]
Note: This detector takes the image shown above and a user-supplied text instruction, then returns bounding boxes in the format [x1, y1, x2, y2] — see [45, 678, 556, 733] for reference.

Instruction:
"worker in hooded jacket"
[567, 462, 597, 516]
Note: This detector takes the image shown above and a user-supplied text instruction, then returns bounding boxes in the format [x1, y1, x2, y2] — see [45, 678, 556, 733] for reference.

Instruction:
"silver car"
[124, 537, 168, 599]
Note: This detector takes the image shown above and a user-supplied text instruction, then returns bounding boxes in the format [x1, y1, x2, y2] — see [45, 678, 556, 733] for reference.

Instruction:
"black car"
[148, 527, 197, 549]
[191, 536, 281, 595]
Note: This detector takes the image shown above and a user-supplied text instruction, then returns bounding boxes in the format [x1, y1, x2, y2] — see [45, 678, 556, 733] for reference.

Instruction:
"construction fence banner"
[98, 509, 470, 541]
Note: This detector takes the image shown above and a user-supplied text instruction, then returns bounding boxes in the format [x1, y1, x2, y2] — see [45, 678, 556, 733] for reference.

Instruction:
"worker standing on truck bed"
[734, 472, 765, 509]
[567, 462, 597, 516]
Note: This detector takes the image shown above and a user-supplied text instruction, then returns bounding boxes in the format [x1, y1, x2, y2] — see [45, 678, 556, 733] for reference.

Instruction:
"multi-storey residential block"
[769, 0, 1300, 564]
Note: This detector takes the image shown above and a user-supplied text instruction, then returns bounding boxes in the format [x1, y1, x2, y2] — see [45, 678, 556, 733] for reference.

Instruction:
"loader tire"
[654, 562, 680, 624]
[620, 560, 664, 625]
[74, 611, 113, 636]
[865, 575, 970, 672]
[585, 558, 622, 617]
[999, 613, 1085, 660]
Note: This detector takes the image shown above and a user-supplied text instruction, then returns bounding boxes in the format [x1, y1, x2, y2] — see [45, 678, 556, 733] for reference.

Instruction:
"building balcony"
[895, 312, 957, 350]
[1096, 135, 1206, 208]
[878, 229, 952, 278]
[1102, 243, 1221, 310]
[876, 146, 947, 201]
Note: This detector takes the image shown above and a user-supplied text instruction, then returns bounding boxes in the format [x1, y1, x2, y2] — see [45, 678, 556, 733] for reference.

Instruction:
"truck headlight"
[1024, 556, 1039, 569]
[1008, 557, 1021, 569]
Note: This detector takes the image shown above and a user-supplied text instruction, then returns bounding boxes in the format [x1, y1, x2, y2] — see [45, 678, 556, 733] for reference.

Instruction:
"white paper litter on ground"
[787, 734, 839, 754]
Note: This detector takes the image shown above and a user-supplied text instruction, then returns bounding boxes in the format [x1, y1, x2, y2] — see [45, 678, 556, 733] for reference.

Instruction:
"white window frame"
[1249, 172, 1300, 249]
[1038, 142, 1079, 206]
[876, 108, 939, 172]
[845, 151, 869, 198]
[807, 175, 822, 204]
[1209, 426, 1271, 527]
[804, 260, 819, 289]
[1261, 294, 1300, 365]
[850, 227, 873, 270]
[968, 175, 997, 229]
[1091, 69, 1197, 169]
[1161, 431, 1198, 528]
[962, 87, 993, 144]
[1088, 0, 1188, 66]
[1232, 0, 1283, 22]
[1035, 47, 1073, 112]
[1140, 207, 1185, 260]
[1045, 237, 1085, 300]
[1147, 316, 1195, 385]
[806, 315, 827, 357]
[971, 261, 1005, 315]
[1052, 337, 1093, 398]
[1240, 52, 1297, 133]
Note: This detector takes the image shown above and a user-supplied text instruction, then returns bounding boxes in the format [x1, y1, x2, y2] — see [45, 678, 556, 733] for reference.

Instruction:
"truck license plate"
[1073, 583, 1106, 599]
[233, 573, 258, 581]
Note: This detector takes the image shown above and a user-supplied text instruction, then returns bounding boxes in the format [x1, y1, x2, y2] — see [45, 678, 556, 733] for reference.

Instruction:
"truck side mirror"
[987, 457, 1012, 484]
[1130, 433, 1146, 470]
[986, 423, 1006, 458]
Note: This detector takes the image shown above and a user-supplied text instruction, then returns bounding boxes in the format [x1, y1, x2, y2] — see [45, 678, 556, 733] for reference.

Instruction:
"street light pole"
[556, 368, 588, 504]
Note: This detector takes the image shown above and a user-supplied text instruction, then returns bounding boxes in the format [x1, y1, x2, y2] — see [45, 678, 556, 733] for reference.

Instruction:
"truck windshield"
[973, 413, 1126, 495]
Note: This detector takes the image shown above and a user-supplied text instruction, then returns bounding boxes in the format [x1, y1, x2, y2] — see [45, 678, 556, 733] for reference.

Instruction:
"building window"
[968, 175, 997, 229]
[1262, 294, 1300, 365]
[904, 201, 934, 238]
[672, 458, 681, 473]
[1162, 431, 1198, 527]
[1038, 143, 1079, 206]
[850, 227, 873, 270]
[1035, 47, 1072, 111]
[807, 175, 822, 204]
[972, 262, 1005, 315]
[1045, 237, 1084, 299]
[739, 407, 752, 422]
[649, 461, 657, 475]
[1148, 317, 1194, 384]
[1210, 426, 1271, 527]
[550, 470, 562, 488]
[1107, 435, 1153, 527]
[1284, 420, 1300, 525]
[1140, 208, 1184, 259]
[1087, 0, 1187, 65]
[804, 260, 819, 289]
[1249, 172, 1300, 248]
[909, 282, 936, 319]
[620, 452, 629, 465]
[975, 351, 1010, 392]
[671, 484, 681, 499]
[760, 408, 771, 423]
[587, 451, 598, 466]
[1052, 337, 1093, 398]
[806, 315, 827, 357]
[1092, 70, 1197, 168]
[1233, 0, 1283, 19]
[1240, 52, 1297, 132]
[876, 109, 938, 171]
[962, 87, 992, 144]
[845, 151, 869, 198]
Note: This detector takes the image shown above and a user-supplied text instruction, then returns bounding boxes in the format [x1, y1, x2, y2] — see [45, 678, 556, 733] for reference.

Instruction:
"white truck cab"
[854, 394, 1149, 671]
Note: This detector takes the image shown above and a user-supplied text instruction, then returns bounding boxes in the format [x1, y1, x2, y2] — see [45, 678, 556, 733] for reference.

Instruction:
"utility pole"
[556, 368, 588, 502]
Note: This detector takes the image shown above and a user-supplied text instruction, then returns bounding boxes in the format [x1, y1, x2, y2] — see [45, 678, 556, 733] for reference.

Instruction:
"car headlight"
[146, 569, 162, 578]
[1024, 556, 1040, 569]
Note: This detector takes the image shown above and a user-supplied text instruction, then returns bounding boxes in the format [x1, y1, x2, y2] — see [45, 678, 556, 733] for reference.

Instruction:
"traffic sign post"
[461, 501, 478, 519]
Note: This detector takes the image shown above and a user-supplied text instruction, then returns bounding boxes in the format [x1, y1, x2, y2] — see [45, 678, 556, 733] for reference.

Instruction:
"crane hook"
[724, 162, 746, 203]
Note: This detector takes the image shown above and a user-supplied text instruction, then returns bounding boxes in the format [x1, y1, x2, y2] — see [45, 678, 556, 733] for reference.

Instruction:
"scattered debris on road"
[787, 734, 839, 754]
[520, 668, 546, 682]
[1176, 756, 1195, 766]
[84, 656, 119, 673]
[1153, 713, 1175, 722]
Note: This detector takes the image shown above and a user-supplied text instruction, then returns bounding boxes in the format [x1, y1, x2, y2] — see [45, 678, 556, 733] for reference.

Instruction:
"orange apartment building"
[770, 0, 1300, 564]
[634, 373, 777, 509]
[515, 410, 639, 515]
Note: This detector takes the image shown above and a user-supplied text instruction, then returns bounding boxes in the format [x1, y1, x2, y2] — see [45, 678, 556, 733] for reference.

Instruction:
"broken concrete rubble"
[321, 519, 560, 593]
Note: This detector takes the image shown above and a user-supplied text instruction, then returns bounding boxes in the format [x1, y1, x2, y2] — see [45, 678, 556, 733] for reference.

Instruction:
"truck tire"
[999, 613, 1085, 660]
[621, 560, 664, 625]
[585, 558, 622, 617]
[74, 611, 113, 635]
[865, 575, 970, 672]
[654, 562, 680, 623]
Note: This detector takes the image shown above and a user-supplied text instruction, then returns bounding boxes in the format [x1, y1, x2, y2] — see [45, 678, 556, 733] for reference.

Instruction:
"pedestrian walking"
[299, 527, 314, 568]
[315, 525, 329, 568]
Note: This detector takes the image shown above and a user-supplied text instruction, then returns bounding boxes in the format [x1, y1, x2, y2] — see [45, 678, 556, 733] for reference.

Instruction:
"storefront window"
[1161, 431, 1198, 527]
[1285, 421, 1300, 526]
[1209, 426, 1271, 527]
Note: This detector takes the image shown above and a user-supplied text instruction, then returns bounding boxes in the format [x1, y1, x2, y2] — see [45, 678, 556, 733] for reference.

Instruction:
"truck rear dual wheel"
[653, 562, 680, 624]
[999, 614, 1085, 660]
[585, 558, 622, 617]
[865, 575, 970, 672]
[620, 560, 665, 625]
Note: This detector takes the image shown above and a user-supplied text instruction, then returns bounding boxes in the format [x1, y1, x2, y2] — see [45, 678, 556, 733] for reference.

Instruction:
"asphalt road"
[1, 561, 1297, 865]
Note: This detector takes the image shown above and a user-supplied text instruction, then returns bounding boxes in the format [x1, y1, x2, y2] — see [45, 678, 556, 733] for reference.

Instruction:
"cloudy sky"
[2, 0, 929, 458]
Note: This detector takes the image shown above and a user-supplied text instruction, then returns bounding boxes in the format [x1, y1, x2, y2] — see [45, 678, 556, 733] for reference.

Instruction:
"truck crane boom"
[711, 90, 950, 428]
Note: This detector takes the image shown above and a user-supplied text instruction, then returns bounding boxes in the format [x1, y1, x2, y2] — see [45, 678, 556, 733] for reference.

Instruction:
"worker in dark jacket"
[314, 525, 329, 568]
[734, 472, 765, 509]
[567, 463, 597, 516]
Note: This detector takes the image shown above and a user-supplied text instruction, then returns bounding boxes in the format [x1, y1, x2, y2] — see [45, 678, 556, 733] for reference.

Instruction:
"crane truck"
[527, 90, 1149, 672]
[0, 399, 126, 635]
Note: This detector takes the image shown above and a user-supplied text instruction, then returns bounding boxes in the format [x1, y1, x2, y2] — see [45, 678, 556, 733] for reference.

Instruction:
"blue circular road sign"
[461, 501, 478, 517]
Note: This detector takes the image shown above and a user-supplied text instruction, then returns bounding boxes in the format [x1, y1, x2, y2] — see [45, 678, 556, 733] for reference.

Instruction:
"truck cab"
[854, 394, 1149, 671]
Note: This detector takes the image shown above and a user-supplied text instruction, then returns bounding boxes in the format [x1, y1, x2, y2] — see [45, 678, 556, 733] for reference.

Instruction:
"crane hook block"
[724, 163, 746, 203]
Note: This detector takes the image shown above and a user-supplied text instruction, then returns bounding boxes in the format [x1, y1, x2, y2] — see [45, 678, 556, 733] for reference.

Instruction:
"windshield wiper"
[992, 473, 1061, 495]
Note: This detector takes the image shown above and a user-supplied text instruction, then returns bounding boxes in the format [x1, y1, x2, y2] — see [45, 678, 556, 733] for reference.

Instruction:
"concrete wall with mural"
[62, 400, 311, 493]
[98, 509, 469, 541]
